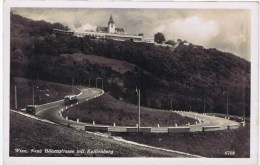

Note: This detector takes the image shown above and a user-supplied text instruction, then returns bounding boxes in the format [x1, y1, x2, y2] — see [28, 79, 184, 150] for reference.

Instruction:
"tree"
[177, 39, 182, 42]
[165, 40, 176, 46]
[154, 32, 166, 44]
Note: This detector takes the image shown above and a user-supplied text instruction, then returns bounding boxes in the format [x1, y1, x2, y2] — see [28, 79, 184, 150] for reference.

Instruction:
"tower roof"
[108, 15, 114, 24]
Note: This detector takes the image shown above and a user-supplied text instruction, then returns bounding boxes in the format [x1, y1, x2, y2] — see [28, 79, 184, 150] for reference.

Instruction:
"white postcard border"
[3, 1, 259, 165]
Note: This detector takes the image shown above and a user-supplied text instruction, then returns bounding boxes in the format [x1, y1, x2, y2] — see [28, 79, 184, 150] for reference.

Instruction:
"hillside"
[10, 13, 250, 117]
[10, 111, 196, 157]
[61, 53, 137, 74]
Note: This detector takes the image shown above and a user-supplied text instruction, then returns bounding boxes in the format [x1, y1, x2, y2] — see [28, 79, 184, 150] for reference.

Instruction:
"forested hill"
[10, 13, 251, 117]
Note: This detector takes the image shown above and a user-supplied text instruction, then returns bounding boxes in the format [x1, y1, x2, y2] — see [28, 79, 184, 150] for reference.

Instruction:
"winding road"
[35, 87, 241, 132]
[36, 88, 104, 130]
[175, 111, 240, 132]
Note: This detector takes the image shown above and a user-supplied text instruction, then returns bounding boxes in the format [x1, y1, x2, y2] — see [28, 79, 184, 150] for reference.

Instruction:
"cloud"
[74, 23, 97, 32]
[154, 16, 219, 45]
[153, 25, 166, 33]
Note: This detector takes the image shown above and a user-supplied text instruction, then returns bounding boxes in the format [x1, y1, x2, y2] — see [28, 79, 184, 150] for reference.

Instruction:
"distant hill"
[10, 13, 250, 117]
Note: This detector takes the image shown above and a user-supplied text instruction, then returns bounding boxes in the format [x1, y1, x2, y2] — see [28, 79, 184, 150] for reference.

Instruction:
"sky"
[12, 8, 251, 61]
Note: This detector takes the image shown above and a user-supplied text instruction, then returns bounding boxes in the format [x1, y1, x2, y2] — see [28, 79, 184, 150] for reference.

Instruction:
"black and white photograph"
[3, 1, 259, 165]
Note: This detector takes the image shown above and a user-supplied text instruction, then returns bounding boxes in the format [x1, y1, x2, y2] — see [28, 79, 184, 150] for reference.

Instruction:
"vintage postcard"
[3, 1, 259, 165]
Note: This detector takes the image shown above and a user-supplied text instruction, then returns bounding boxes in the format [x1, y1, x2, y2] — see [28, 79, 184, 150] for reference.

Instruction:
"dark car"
[26, 105, 37, 115]
[64, 95, 78, 105]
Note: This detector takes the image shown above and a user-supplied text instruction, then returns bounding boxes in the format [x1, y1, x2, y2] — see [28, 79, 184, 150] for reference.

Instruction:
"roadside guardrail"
[126, 127, 138, 133]
[140, 127, 152, 133]
[227, 124, 240, 130]
[168, 127, 190, 133]
[85, 125, 109, 132]
[85, 125, 192, 133]
[202, 126, 220, 132]
[151, 127, 168, 133]
[108, 127, 127, 132]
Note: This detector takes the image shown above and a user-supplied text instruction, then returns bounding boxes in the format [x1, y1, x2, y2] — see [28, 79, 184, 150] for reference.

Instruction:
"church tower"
[108, 15, 115, 33]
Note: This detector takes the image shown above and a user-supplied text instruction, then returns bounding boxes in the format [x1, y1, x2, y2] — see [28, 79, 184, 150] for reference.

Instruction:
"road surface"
[174, 111, 240, 132]
[36, 87, 103, 130]
[35, 87, 241, 132]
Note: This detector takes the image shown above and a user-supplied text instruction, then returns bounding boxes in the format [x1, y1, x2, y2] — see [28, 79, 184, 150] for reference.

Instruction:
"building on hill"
[96, 15, 125, 34]
[53, 28, 74, 35]
[53, 14, 154, 43]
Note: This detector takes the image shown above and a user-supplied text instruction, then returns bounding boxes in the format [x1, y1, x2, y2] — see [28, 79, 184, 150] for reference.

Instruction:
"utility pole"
[203, 97, 205, 113]
[136, 88, 141, 133]
[72, 74, 75, 93]
[243, 78, 246, 123]
[96, 78, 103, 90]
[189, 98, 191, 112]
[226, 88, 229, 119]
[15, 85, 17, 109]
[102, 79, 103, 90]
[32, 85, 35, 105]
[170, 99, 172, 110]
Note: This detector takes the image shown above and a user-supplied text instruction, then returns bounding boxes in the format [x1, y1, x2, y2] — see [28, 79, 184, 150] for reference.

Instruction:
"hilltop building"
[53, 14, 154, 43]
[96, 15, 125, 34]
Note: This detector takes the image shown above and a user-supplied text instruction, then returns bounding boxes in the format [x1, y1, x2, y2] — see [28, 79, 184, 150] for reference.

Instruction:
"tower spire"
[108, 14, 115, 33]
[108, 14, 114, 24]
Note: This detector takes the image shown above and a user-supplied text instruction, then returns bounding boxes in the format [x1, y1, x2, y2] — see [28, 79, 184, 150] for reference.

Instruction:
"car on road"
[64, 95, 78, 105]
[26, 105, 37, 115]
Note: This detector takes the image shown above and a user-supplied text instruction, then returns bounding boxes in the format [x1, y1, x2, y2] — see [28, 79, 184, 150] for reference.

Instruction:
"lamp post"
[189, 97, 192, 112]
[226, 90, 229, 119]
[170, 98, 172, 110]
[203, 97, 206, 113]
[136, 88, 141, 133]
[72, 74, 75, 94]
[96, 78, 103, 90]
[223, 89, 229, 119]
[32, 85, 35, 105]
[243, 78, 246, 124]
[15, 85, 17, 109]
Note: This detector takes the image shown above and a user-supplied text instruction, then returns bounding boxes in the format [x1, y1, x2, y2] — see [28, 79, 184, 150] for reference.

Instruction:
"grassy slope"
[121, 123, 250, 158]
[10, 112, 194, 157]
[61, 53, 136, 74]
[63, 93, 197, 127]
